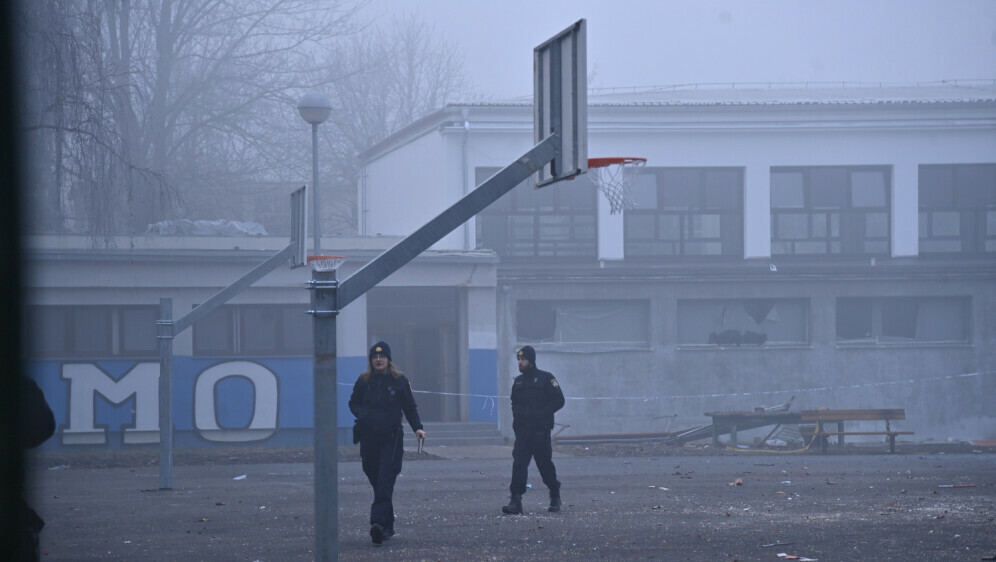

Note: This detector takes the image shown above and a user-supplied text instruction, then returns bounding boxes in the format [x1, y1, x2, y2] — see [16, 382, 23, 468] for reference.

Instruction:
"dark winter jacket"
[348, 372, 423, 437]
[20, 376, 55, 449]
[510, 366, 565, 433]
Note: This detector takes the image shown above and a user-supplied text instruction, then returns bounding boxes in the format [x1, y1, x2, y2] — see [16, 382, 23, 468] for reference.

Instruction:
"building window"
[919, 164, 996, 254]
[475, 167, 596, 258]
[193, 304, 311, 356]
[836, 297, 970, 345]
[625, 167, 744, 257]
[120, 306, 159, 356]
[516, 300, 650, 347]
[771, 166, 890, 256]
[677, 299, 808, 346]
[27, 305, 158, 358]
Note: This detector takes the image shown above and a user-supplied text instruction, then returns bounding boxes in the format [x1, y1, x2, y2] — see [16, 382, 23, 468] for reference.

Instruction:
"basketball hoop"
[587, 157, 647, 214]
[307, 255, 346, 272]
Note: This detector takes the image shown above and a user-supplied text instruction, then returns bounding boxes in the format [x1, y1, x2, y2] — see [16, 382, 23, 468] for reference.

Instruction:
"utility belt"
[354, 421, 402, 444]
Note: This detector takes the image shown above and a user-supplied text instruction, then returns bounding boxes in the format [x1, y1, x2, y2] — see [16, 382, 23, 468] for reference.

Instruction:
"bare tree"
[319, 15, 470, 233]
[18, 3, 466, 240]
[18, 0, 362, 241]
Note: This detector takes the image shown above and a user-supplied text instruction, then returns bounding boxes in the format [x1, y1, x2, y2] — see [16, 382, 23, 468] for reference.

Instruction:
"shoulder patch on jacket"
[551, 378, 559, 388]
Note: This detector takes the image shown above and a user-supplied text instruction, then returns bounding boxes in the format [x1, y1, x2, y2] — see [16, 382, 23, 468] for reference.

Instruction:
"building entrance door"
[367, 287, 461, 422]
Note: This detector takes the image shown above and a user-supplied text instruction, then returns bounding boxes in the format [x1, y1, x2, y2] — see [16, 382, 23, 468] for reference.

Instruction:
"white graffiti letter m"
[61, 363, 159, 445]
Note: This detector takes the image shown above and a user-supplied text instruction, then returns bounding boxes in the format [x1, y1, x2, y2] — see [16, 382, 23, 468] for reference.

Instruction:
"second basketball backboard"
[534, 19, 587, 187]
[289, 185, 307, 268]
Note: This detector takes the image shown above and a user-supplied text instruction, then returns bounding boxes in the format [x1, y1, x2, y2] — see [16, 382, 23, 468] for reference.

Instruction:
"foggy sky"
[367, 0, 996, 100]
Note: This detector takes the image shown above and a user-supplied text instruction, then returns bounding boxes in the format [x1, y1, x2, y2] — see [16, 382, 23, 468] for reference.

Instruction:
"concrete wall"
[498, 275, 995, 443]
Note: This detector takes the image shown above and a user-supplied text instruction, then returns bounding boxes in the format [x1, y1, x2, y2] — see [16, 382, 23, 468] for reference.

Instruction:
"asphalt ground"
[27, 444, 996, 562]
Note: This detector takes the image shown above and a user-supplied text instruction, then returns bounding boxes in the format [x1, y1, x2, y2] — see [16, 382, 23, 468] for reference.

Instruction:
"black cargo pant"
[360, 428, 404, 531]
[509, 428, 559, 496]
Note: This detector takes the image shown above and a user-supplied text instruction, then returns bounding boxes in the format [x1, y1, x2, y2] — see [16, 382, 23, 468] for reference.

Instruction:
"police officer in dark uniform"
[19, 376, 56, 560]
[348, 341, 427, 544]
[502, 345, 565, 514]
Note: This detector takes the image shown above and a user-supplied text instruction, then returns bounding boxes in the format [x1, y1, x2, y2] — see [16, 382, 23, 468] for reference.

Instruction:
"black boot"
[548, 487, 561, 512]
[502, 493, 523, 515]
[370, 523, 384, 545]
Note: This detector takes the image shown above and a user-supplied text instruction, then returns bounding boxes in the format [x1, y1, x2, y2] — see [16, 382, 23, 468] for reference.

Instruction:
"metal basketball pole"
[157, 298, 174, 490]
[309, 265, 339, 561]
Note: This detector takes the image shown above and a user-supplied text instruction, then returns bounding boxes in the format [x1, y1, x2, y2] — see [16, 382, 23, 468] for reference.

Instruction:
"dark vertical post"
[158, 298, 174, 489]
[548, 39, 562, 178]
[0, 2, 27, 551]
[311, 123, 322, 252]
[309, 267, 338, 560]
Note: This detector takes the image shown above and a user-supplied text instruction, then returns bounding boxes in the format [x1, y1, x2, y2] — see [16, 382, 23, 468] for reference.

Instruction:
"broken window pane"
[881, 298, 918, 340]
[677, 299, 807, 345]
[836, 298, 873, 340]
[836, 297, 969, 344]
[516, 300, 650, 346]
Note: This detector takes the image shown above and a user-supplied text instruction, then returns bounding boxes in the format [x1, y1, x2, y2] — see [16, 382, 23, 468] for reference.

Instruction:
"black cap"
[516, 345, 535, 364]
[369, 341, 391, 361]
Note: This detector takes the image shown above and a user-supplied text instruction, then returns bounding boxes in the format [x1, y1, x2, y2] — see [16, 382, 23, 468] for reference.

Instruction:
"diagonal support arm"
[338, 134, 559, 309]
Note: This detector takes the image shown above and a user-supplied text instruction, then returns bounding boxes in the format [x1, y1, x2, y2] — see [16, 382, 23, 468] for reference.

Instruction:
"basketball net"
[587, 157, 646, 214]
[307, 255, 346, 272]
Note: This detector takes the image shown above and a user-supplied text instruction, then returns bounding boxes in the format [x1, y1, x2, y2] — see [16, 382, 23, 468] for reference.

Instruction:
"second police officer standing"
[502, 345, 565, 515]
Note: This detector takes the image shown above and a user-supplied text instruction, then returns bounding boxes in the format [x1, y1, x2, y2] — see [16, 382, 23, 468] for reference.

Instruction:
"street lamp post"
[297, 92, 332, 251]
[298, 92, 335, 561]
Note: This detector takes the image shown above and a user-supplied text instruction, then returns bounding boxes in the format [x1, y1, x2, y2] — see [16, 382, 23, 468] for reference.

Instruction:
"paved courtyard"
[28, 444, 996, 561]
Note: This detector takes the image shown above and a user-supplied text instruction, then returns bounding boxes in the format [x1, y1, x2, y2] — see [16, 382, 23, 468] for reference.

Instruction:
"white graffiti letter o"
[194, 361, 277, 442]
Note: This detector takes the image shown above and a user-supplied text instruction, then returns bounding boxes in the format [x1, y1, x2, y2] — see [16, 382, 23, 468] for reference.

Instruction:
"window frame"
[918, 163, 996, 255]
[676, 298, 810, 348]
[771, 165, 891, 257]
[475, 167, 598, 258]
[515, 299, 652, 351]
[835, 296, 972, 347]
[193, 303, 312, 357]
[624, 166, 745, 258]
[27, 305, 159, 359]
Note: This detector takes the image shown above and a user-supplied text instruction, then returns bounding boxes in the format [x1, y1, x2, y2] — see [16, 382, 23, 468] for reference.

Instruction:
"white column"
[743, 163, 771, 260]
[338, 292, 367, 357]
[891, 162, 919, 257]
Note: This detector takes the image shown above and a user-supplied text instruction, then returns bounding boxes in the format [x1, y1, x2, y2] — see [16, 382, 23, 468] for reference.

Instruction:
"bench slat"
[804, 415, 906, 421]
[800, 409, 905, 415]
[815, 431, 914, 436]
[800, 408, 905, 421]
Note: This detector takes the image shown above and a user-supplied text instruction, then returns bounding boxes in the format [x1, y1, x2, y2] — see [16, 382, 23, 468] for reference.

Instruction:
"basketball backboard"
[534, 19, 587, 187]
[289, 185, 307, 268]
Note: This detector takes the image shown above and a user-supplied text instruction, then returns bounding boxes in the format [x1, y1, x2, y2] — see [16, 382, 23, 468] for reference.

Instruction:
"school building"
[26, 82, 996, 450]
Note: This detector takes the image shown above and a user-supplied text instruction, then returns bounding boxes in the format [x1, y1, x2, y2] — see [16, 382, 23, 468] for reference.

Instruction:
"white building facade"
[359, 83, 996, 443]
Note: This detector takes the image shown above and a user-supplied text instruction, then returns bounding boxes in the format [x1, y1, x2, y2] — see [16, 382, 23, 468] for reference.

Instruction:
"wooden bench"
[704, 410, 802, 448]
[799, 409, 913, 453]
